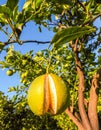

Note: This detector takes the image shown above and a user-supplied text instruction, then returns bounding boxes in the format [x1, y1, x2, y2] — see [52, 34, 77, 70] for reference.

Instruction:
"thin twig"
[4, 40, 50, 46]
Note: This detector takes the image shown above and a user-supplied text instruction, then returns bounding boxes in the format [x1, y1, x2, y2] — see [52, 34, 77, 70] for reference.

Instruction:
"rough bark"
[65, 40, 100, 130]
[74, 52, 92, 130]
[88, 74, 99, 130]
[65, 108, 85, 130]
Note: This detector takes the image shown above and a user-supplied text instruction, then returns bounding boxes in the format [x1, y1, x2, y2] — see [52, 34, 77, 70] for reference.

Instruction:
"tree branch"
[65, 108, 85, 130]
[83, 12, 101, 26]
[5, 14, 19, 41]
[74, 52, 92, 130]
[72, 39, 92, 130]
[20, 40, 50, 44]
[4, 40, 50, 46]
[88, 73, 100, 130]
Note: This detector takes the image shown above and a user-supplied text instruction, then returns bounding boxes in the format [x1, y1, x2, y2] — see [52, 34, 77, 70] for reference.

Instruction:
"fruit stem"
[46, 45, 55, 74]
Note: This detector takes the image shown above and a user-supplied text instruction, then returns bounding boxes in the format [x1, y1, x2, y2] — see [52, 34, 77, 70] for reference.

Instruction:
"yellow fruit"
[6, 70, 13, 76]
[27, 73, 70, 115]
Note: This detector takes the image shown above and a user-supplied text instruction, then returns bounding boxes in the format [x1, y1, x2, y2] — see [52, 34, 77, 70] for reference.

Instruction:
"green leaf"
[23, 1, 32, 10]
[0, 5, 10, 15]
[51, 26, 96, 47]
[6, 0, 19, 11]
[35, 0, 42, 8]
[8, 87, 16, 92]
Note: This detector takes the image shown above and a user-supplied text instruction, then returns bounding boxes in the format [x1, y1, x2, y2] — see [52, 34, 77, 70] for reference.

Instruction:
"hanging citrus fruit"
[27, 73, 70, 115]
[6, 69, 13, 76]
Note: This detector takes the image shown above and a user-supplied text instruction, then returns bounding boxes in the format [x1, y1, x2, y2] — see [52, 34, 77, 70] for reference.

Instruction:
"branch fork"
[65, 39, 100, 130]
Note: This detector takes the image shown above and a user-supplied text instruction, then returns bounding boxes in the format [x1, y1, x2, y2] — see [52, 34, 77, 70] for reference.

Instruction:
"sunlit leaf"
[35, 0, 42, 8]
[51, 26, 96, 47]
[23, 1, 32, 10]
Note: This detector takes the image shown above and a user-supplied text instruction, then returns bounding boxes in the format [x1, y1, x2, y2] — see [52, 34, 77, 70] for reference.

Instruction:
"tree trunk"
[65, 40, 100, 130]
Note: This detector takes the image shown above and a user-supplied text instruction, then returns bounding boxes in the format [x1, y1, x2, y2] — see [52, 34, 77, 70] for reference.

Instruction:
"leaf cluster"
[0, 0, 101, 129]
[0, 91, 63, 130]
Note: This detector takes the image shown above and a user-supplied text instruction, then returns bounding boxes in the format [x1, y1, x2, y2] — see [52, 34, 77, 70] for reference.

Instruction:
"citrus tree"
[0, 0, 101, 130]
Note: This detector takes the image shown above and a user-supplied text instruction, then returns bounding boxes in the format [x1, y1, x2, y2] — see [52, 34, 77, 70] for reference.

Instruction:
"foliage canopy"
[0, 0, 101, 130]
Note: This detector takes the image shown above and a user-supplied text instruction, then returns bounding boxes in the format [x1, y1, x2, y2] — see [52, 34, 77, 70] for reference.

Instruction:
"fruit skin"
[6, 70, 13, 76]
[50, 74, 69, 114]
[27, 73, 70, 115]
[28, 75, 44, 115]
